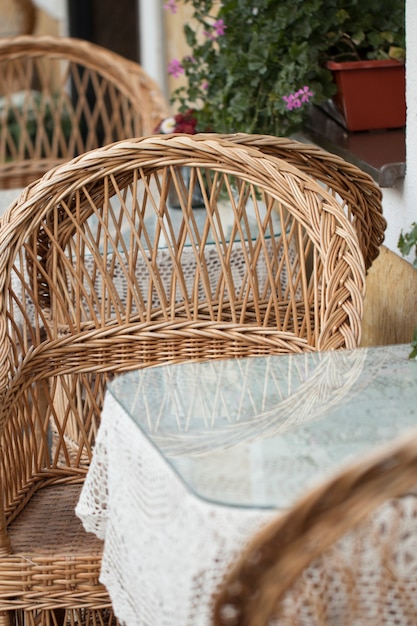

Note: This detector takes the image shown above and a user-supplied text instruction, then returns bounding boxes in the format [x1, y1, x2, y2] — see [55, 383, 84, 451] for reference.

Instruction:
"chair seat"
[0, 483, 109, 609]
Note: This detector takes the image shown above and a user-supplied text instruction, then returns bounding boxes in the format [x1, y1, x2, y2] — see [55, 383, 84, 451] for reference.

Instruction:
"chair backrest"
[213, 429, 417, 626]
[0, 34, 169, 188]
[220, 133, 386, 271]
[0, 0, 36, 38]
[0, 133, 365, 522]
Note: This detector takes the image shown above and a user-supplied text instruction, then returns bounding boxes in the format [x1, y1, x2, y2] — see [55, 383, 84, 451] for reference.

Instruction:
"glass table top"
[107, 343, 417, 510]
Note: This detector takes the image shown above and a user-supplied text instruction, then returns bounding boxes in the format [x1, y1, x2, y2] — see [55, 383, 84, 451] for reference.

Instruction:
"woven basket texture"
[0, 133, 366, 624]
[0, 0, 36, 38]
[219, 133, 385, 272]
[0, 34, 169, 189]
[213, 430, 417, 626]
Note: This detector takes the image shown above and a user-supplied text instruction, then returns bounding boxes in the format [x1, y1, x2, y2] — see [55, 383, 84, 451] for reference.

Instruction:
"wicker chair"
[0, 0, 36, 38]
[0, 34, 169, 189]
[0, 133, 365, 626]
[213, 430, 417, 626]
[219, 133, 386, 271]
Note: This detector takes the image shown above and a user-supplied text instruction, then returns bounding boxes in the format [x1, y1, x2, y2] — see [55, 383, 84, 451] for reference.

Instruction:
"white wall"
[138, 1, 167, 95]
[382, 0, 416, 260]
[33, 0, 67, 23]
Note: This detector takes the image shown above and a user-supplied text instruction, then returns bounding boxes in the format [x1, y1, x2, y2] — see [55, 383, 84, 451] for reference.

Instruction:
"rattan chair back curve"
[217, 133, 386, 271]
[0, 133, 366, 389]
[0, 34, 169, 189]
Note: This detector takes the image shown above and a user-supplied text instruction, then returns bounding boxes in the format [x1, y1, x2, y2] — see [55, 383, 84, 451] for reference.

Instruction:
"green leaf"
[389, 46, 405, 60]
[409, 327, 417, 359]
[398, 223, 417, 258]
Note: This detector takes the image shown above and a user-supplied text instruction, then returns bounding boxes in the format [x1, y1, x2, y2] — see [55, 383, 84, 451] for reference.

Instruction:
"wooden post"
[361, 245, 417, 347]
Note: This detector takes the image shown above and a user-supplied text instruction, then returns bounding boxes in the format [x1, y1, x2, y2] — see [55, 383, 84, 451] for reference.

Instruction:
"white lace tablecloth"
[76, 392, 274, 626]
[76, 344, 417, 626]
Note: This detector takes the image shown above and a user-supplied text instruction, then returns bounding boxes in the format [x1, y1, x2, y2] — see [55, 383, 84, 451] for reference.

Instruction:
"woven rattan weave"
[0, 0, 36, 38]
[0, 34, 169, 189]
[0, 133, 366, 625]
[220, 133, 385, 271]
[213, 430, 417, 626]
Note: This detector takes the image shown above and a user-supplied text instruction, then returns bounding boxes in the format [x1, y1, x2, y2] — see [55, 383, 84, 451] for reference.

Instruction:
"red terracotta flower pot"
[326, 59, 406, 132]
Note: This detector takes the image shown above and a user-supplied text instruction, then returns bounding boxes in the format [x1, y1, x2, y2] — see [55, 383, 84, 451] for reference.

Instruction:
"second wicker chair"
[0, 34, 169, 189]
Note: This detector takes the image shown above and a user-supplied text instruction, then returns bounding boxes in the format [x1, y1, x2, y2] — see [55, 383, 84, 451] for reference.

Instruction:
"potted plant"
[164, 0, 405, 136]
[324, 0, 405, 131]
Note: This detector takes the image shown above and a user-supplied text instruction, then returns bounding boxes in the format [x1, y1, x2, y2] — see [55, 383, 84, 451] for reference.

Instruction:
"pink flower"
[163, 0, 177, 13]
[283, 86, 313, 111]
[203, 19, 226, 40]
[213, 19, 226, 36]
[168, 58, 184, 78]
[299, 86, 314, 102]
[201, 80, 209, 90]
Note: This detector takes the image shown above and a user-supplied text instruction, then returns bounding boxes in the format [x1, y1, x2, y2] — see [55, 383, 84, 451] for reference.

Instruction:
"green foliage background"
[171, 0, 405, 136]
